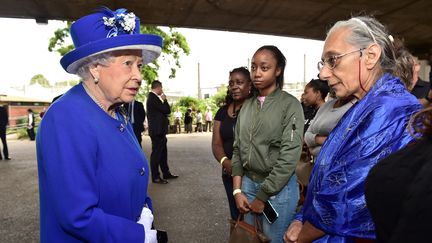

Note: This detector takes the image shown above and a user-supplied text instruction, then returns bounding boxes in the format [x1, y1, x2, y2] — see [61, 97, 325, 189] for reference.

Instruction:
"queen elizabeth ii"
[37, 7, 162, 242]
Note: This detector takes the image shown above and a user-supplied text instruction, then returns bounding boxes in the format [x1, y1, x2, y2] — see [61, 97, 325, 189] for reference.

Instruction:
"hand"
[234, 193, 250, 214]
[314, 135, 327, 145]
[137, 207, 154, 232]
[249, 198, 265, 214]
[144, 229, 157, 243]
[222, 159, 232, 175]
[284, 220, 303, 243]
[160, 93, 167, 100]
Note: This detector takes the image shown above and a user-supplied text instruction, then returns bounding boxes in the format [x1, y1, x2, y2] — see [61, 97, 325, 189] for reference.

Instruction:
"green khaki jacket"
[231, 88, 304, 201]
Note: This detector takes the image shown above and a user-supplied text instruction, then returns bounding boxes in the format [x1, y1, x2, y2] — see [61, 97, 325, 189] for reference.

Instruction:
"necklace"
[82, 82, 116, 119]
[231, 102, 242, 118]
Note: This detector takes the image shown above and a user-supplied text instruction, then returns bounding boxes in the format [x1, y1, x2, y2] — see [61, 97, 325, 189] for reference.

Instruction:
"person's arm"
[297, 221, 325, 243]
[284, 220, 303, 243]
[304, 121, 318, 148]
[255, 100, 305, 203]
[211, 120, 232, 174]
[419, 89, 432, 107]
[233, 175, 250, 214]
[230, 109, 250, 214]
[147, 93, 170, 115]
[314, 135, 327, 145]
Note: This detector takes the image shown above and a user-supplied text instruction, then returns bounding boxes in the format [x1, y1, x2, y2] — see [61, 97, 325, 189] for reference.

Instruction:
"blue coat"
[37, 83, 150, 242]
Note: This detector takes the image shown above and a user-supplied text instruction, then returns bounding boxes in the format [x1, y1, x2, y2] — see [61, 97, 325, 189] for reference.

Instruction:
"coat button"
[139, 167, 145, 176]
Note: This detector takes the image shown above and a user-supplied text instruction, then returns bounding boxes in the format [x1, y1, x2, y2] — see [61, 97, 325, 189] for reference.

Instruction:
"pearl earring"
[94, 78, 99, 84]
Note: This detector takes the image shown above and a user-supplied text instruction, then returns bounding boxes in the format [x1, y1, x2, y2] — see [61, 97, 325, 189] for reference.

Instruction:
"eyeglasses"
[317, 48, 365, 71]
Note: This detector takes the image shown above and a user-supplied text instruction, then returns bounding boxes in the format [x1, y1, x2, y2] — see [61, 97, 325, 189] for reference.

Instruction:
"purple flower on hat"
[102, 8, 136, 37]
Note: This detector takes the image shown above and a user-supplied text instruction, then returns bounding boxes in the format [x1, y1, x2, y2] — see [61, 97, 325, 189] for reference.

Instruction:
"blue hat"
[60, 7, 163, 74]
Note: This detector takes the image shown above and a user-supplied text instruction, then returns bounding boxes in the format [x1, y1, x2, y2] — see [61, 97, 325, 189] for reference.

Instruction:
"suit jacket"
[126, 100, 146, 133]
[146, 92, 171, 136]
[0, 106, 8, 127]
[37, 83, 150, 242]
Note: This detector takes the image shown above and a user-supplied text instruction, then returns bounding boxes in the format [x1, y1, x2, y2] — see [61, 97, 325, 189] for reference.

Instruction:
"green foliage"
[177, 96, 200, 108]
[168, 92, 226, 125]
[30, 74, 51, 87]
[211, 85, 228, 107]
[48, 22, 73, 56]
[48, 22, 190, 94]
[54, 80, 79, 88]
[16, 128, 28, 139]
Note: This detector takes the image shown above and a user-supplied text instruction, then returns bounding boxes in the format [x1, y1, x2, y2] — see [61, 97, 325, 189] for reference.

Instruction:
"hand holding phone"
[263, 200, 279, 224]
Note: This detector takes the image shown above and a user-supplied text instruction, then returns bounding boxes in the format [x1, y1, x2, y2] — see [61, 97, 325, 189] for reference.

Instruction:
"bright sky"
[0, 18, 324, 96]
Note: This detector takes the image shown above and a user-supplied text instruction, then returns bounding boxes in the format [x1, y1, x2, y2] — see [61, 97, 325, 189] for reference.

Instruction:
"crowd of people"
[213, 15, 431, 243]
[30, 6, 432, 243]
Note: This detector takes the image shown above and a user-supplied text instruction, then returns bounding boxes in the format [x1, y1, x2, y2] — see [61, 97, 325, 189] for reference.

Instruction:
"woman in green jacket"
[231, 45, 304, 243]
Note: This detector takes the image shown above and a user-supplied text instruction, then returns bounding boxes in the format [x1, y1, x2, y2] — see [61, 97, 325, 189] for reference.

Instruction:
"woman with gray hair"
[37, 7, 163, 243]
[284, 16, 421, 243]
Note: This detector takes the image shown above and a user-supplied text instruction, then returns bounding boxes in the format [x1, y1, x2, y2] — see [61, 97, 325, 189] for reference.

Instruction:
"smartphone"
[263, 200, 279, 224]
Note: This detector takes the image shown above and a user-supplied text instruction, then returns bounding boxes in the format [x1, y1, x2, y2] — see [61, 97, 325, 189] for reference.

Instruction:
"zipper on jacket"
[291, 117, 296, 141]
[247, 101, 260, 165]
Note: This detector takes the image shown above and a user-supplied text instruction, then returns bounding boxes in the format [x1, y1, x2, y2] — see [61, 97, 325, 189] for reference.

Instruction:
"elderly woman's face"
[319, 28, 363, 99]
[95, 50, 143, 105]
[229, 72, 251, 101]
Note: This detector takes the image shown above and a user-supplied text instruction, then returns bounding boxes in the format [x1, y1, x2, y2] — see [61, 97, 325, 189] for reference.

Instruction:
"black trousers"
[27, 128, 35, 141]
[205, 121, 212, 132]
[150, 134, 170, 180]
[132, 126, 142, 147]
[174, 119, 181, 133]
[0, 126, 8, 159]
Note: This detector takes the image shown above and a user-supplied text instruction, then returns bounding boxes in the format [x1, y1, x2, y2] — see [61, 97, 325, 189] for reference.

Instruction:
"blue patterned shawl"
[297, 73, 422, 242]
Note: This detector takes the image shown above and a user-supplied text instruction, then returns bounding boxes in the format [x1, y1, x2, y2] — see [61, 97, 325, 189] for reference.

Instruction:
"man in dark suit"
[146, 80, 178, 184]
[125, 100, 146, 146]
[0, 105, 10, 160]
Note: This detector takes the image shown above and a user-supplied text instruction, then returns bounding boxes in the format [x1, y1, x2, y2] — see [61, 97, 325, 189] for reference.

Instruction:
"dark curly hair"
[225, 67, 253, 105]
[306, 79, 330, 100]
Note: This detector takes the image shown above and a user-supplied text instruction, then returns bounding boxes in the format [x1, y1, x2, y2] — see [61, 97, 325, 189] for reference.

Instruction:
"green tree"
[211, 85, 228, 107]
[54, 80, 80, 88]
[30, 74, 51, 87]
[48, 22, 190, 91]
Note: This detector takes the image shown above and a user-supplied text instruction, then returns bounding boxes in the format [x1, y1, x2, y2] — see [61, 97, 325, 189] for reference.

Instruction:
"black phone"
[156, 230, 168, 243]
[263, 200, 279, 224]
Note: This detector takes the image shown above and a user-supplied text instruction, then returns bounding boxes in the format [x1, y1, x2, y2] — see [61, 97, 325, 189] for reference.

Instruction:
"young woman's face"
[92, 50, 143, 107]
[228, 72, 251, 101]
[302, 86, 320, 107]
[251, 49, 281, 95]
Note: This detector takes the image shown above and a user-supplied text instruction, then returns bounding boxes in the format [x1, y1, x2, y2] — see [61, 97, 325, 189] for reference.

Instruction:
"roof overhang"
[2, 0, 432, 59]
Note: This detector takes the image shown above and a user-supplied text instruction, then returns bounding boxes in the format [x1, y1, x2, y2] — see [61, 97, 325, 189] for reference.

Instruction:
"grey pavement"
[0, 132, 231, 243]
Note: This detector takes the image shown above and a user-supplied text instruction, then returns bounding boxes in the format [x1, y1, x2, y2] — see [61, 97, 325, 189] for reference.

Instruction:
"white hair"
[327, 16, 396, 74]
[75, 52, 117, 80]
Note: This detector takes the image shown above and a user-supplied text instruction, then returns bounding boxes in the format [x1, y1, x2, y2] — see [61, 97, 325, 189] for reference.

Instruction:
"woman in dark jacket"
[366, 105, 432, 243]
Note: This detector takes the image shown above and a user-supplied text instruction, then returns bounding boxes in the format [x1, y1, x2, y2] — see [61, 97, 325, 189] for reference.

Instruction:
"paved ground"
[0, 132, 231, 243]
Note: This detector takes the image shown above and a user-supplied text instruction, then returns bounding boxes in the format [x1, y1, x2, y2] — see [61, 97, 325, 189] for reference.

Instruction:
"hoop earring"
[94, 78, 99, 85]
